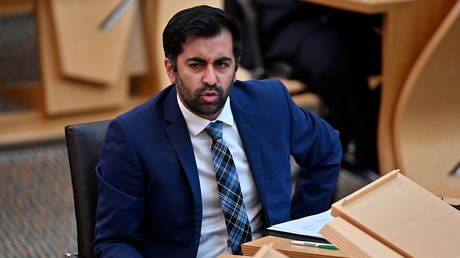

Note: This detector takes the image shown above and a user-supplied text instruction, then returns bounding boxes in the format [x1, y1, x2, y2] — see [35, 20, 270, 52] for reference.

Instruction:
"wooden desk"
[242, 236, 348, 257]
[426, 186, 460, 205]
[302, 0, 457, 174]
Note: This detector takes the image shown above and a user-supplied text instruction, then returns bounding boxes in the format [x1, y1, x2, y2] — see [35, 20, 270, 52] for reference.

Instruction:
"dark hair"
[162, 5, 242, 70]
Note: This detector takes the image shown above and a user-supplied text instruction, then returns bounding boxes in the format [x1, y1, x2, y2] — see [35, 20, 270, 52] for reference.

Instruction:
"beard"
[175, 73, 234, 118]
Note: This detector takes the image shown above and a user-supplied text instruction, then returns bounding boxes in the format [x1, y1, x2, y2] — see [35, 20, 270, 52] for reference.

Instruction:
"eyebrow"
[215, 57, 232, 63]
[186, 57, 206, 63]
[186, 56, 232, 63]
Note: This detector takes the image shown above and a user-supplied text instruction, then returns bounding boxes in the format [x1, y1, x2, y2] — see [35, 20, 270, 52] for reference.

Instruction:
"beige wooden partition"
[393, 0, 460, 195]
[302, 0, 457, 174]
[49, 0, 135, 84]
[36, 0, 137, 116]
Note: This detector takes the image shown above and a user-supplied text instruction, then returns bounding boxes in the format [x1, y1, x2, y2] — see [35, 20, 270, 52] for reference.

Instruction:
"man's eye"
[216, 62, 230, 68]
[188, 63, 203, 69]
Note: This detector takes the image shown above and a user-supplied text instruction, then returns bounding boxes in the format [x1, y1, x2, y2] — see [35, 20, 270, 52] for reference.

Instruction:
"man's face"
[165, 29, 237, 120]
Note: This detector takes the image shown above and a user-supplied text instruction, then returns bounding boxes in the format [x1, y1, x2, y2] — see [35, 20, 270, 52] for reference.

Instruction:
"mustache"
[195, 84, 223, 95]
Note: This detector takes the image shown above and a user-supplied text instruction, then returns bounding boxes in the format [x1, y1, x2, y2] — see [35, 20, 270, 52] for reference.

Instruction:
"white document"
[267, 209, 333, 239]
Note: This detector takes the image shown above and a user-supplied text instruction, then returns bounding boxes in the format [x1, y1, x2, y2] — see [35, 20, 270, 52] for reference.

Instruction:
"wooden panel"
[0, 82, 42, 110]
[378, 0, 457, 174]
[36, 0, 129, 116]
[127, 3, 148, 76]
[131, 0, 161, 97]
[0, 96, 147, 147]
[242, 236, 348, 258]
[49, 0, 137, 84]
[0, 0, 34, 15]
[321, 217, 403, 258]
[425, 186, 460, 199]
[393, 0, 460, 192]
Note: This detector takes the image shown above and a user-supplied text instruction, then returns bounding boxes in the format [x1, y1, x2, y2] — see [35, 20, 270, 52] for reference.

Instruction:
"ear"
[164, 58, 176, 84]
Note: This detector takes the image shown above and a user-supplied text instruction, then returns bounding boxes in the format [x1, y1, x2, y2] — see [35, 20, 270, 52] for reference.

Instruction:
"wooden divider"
[49, 0, 136, 84]
[36, 0, 131, 116]
[393, 0, 460, 193]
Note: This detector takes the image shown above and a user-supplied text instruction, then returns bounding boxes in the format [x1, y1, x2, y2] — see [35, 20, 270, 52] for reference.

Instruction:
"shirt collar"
[177, 93, 234, 136]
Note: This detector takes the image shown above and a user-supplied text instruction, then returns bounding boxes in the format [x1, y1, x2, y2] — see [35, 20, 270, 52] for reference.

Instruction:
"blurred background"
[1, 0, 459, 257]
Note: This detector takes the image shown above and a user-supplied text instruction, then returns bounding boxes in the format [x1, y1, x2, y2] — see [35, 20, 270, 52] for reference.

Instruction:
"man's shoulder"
[234, 78, 283, 87]
[232, 79, 288, 99]
[115, 85, 175, 125]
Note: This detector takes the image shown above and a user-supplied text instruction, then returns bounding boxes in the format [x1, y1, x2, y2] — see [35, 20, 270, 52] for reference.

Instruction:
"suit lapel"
[163, 87, 203, 228]
[230, 86, 270, 213]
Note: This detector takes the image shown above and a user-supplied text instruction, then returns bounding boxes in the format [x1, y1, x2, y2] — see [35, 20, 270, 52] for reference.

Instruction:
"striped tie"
[204, 121, 252, 254]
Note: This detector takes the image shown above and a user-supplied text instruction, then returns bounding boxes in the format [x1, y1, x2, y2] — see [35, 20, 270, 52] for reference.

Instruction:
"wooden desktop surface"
[242, 236, 348, 257]
[302, 0, 457, 175]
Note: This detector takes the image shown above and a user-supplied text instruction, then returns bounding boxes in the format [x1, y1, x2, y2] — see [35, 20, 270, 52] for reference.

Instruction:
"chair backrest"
[65, 120, 110, 258]
[393, 0, 460, 194]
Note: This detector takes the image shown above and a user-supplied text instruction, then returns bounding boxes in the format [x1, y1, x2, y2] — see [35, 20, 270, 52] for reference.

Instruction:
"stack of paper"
[267, 209, 333, 239]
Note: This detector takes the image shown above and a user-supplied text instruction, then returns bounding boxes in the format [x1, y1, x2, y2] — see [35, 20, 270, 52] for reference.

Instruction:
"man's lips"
[200, 91, 219, 103]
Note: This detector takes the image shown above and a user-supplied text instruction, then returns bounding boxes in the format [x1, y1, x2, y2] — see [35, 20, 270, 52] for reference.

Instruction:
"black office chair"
[64, 120, 110, 258]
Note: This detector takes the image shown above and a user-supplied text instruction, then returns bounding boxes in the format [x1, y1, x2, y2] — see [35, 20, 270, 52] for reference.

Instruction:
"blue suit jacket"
[93, 79, 341, 257]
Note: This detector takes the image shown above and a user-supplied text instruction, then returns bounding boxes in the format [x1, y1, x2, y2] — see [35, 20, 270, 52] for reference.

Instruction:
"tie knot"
[204, 121, 223, 140]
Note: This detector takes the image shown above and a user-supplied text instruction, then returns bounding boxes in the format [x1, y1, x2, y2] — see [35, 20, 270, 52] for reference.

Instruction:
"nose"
[202, 64, 217, 86]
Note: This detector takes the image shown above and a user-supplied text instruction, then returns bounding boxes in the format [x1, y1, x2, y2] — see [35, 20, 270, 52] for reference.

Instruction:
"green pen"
[291, 240, 339, 250]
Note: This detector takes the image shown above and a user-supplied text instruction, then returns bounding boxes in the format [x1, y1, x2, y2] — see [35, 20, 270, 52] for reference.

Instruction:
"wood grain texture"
[0, 96, 147, 147]
[49, 0, 136, 84]
[0, 0, 34, 15]
[242, 236, 348, 258]
[321, 218, 403, 258]
[36, 0, 129, 116]
[393, 0, 460, 192]
[378, 0, 457, 174]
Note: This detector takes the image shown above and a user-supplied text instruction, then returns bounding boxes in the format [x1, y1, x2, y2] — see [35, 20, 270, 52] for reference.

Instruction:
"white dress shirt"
[177, 95, 264, 258]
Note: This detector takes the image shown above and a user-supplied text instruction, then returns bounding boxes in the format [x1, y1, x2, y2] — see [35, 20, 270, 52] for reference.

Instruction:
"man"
[93, 5, 341, 258]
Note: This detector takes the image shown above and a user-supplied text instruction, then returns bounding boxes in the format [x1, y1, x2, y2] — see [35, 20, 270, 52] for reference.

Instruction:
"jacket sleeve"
[279, 81, 342, 219]
[92, 118, 145, 258]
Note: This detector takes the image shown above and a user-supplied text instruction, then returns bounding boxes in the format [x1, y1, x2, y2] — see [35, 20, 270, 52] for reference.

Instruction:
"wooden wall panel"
[394, 0, 460, 192]
[50, 0, 136, 84]
[36, 0, 129, 116]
